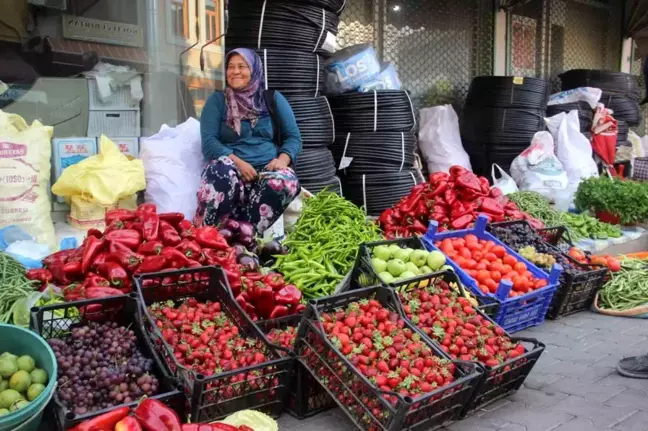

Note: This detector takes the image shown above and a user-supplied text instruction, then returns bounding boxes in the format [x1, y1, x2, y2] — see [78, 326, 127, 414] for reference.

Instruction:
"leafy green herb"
[574, 176, 648, 225]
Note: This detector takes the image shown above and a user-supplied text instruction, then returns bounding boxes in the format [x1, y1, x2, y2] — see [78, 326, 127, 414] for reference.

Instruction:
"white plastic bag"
[418, 105, 472, 173]
[545, 111, 598, 184]
[547, 87, 602, 109]
[140, 118, 204, 220]
[491, 164, 518, 195]
[510, 131, 569, 200]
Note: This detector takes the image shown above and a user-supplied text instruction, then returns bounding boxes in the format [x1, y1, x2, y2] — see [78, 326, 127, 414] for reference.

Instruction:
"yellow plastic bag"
[218, 410, 278, 431]
[52, 135, 146, 206]
[0, 110, 56, 250]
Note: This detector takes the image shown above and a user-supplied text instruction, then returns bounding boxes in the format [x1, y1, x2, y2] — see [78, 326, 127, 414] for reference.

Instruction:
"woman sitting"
[195, 48, 302, 234]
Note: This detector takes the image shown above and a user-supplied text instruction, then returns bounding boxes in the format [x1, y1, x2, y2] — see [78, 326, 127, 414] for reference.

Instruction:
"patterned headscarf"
[225, 48, 268, 135]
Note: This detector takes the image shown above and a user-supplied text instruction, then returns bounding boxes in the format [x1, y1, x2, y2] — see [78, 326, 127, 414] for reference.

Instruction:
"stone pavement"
[278, 311, 648, 431]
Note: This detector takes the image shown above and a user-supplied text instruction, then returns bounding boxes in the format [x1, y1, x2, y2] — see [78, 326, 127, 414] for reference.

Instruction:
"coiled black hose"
[301, 176, 343, 196]
[257, 49, 324, 97]
[546, 102, 593, 132]
[294, 147, 337, 182]
[227, 2, 340, 55]
[461, 107, 545, 143]
[284, 96, 334, 146]
[600, 93, 641, 126]
[341, 170, 419, 216]
[617, 120, 629, 143]
[560, 69, 641, 100]
[328, 90, 416, 133]
[260, 0, 347, 14]
[330, 132, 416, 174]
[465, 76, 551, 109]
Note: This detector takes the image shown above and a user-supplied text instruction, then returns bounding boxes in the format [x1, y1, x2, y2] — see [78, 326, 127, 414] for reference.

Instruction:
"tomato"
[477, 270, 490, 283]
[607, 257, 621, 272]
[492, 245, 506, 258]
[534, 279, 547, 289]
[485, 278, 498, 292]
[468, 270, 478, 278]
[502, 264, 513, 274]
[465, 234, 478, 244]
[490, 270, 502, 282]
[472, 251, 483, 260]
[460, 248, 472, 259]
[514, 262, 527, 274]
[476, 261, 488, 271]
[485, 252, 498, 262]
[490, 262, 504, 273]
[503, 255, 517, 267]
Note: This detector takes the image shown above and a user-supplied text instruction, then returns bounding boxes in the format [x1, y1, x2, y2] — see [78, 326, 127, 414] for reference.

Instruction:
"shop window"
[169, 0, 190, 41]
[205, 0, 221, 42]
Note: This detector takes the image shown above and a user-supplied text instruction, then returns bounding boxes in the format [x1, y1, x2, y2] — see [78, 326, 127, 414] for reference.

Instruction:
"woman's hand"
[230, 155, 258, 182]
[266, 153, 292, 171]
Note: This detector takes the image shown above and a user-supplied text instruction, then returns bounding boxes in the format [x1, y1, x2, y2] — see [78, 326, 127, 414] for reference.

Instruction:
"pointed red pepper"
[135, 203, 157, 218]
[162, 247, 190, 267]
[161, 229, 182, 247]
[264, 273, 285, 291]
[136, 255, 168, 274]
[176, 239, 202, 259]
[269, 305, 290, 319]
[105, 208, 136, 226]
[134, 398, 182, 431]
[98, 262, 128, 287]
[141, 211, 160, 242]
[105, 229, 142, 250]
[25, 269, 53, 292]
[108, 249, 144, 272]
[275, 284, 302, 306]
[159, 212, 185, 226]
[138, 241, 164, 256]
[194, 226, 228, 250]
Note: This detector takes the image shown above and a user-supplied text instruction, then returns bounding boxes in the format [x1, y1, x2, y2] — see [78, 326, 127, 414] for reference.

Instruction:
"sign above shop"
[62, 15, 144, 48]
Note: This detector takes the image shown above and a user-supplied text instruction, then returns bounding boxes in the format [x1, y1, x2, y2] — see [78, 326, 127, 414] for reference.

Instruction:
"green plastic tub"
[0, 324, 57, 431]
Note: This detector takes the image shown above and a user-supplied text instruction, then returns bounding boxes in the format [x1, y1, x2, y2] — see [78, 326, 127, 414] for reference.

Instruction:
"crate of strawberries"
[422, 215, 562, 333]
[134, 266, 294, 423]
[257, 315, 336, 419]
[392, 270, 545, 416]
[488, 221, 610, 319]
[294, 286, 483, 431]
[29, 294, 185, 430]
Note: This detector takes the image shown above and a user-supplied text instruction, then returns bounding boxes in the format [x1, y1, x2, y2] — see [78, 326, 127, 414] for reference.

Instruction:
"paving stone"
[520, 372, 562, 391]
[613, 410, 648, 431]
[595, 370, 648, 390]
[550, 417, 610, 431]
[541, 343, 609, 365]
[447, 414, 510, 430]
[543, 376, 625, 403]
[544, 394, 637, 428]
[622, 325, 648, 337]
[507, 387, 568, 409]
[590, 353, 621, 369]
[605, 388, 648, 412]
[479, 401, 573, 431]
[548, 359, 614, 383]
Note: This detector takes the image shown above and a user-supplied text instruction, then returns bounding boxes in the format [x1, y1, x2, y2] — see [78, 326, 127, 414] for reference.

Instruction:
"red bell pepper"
[134, 398, 182, 431]
[104, 220, 127, 235]
[105, 229, 142, 250]
[264, 273, 285, 291]
[195, 226, 228, 250]
[294, 303, 306, 313]
[91, 252, 109, 272]
[108, 249, 144, 272]
[83, 274, 110, 287]
[86, 228, 103, 239]
[98, 262, 128, 287]
[141, 211, 160, 242]
[42, 249, 75, 268]
[159, 212, 185, 226]
[443, 189, 457, 206]
[450, 213, 475, 230]
[400, 189, 425, 213]
[270, 305, 290, 319]
[105, 209, 136, 226]
[85, 286, 125, 299]
[136, 255, 168, 274]
[71, 406, 129, 431]
[479, 176, 490, 194]
[480, 197, 504, 217]
[454, 170, 482, 193]
[378, 208, 396, 227]
[410, 219, 427, 234]
[161, 229, 182, 247]
[429, 171, 450, 184]
[63, 259, 82, 278]
[115, 416, 143, 431]
[109, 240, 133, 254]
[81, 236, 105, 275]
[25, 269, 53, 292]
[138, 241, 163, 256]
[430, 180, 448, 198]
[178, 220, 195, 239]
[449, 165, 468, 177]
[162, 247, 190, 267]
[50, 264, 71, 286]
[135, 203, 157, 218]
[275, 284, 302, 306]
[176, 239, 202, 259]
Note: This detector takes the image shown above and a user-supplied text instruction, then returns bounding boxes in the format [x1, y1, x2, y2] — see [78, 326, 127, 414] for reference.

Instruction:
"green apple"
[393, 248, 413, 262]
[388, 244, 402, 255]
[387, 259, 406, 277]
[440, 264, 454, 272]
[378, 272, 395, 283]
[427, 250, 446, 270]
[371, 257, 387, 273]
[404, 262, 420, 275]
[398, 270, 417, 280]
[373, 245, 391, 261]
[419, 265, 433, 274]
[409, 249, 429, 267]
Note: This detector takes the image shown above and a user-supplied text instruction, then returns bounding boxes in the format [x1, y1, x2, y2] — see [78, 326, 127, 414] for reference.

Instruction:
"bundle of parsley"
[574, 176, 648, 225]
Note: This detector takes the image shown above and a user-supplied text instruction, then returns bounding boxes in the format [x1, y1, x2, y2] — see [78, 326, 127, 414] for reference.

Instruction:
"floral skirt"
[194, 157, 300, 234]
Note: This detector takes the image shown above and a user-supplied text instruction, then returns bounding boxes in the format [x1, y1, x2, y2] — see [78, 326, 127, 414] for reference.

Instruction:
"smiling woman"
[196, 48, 303, 235]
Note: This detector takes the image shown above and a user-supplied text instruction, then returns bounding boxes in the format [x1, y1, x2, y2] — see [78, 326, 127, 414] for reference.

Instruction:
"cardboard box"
[109, 137, 140, 158]
[52, 137, 98, 203]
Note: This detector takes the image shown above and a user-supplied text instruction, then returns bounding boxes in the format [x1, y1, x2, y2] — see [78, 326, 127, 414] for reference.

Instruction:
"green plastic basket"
[0, 324, 57, 431]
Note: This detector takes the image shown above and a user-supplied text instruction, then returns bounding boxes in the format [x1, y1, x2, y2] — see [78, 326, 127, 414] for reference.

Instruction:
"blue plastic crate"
[421, 216, 562, 333]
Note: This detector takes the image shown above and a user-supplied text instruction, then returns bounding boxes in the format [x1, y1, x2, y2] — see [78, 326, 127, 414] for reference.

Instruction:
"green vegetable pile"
[507, 191, 622, 241]
[0, 252, 38, 324]
[575, 176, 648, 225]
[275, 192, 382, 299]
[598, 260, 648, 312]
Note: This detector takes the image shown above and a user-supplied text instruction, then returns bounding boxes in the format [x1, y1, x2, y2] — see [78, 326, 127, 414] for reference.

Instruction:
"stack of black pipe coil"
[461, 76, 551, 176]
[328, 90, 419, 215]
[546, 101, 594, 134]
[560, 70, 641, 145]
[226, 0, 346, 195]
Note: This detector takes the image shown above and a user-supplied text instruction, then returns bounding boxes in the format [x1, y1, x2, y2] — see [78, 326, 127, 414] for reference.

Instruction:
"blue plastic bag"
[324, 44, 382, 95]
[358, 64, 402, 92]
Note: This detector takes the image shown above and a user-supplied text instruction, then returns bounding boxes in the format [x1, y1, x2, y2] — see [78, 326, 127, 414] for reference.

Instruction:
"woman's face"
[227, 54, 251, 90]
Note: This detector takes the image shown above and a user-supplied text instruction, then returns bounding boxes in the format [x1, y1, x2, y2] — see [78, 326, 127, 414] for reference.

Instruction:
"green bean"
[598, 266, 648, 311]
[0, 252, 38, 324]
[275, 191, 381, 299]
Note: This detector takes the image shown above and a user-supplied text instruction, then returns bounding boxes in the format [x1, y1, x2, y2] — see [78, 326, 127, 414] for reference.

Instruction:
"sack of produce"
[545, 111, 598, 184]
[140, 118, 204, 220]
[510, 131, 569, 201]
[0, 110, 56, 250]
[418, 105, 472, 174]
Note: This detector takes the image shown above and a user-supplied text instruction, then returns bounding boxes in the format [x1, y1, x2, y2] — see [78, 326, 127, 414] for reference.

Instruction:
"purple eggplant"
[238, 254, 259, 271]
[219, 228, 234, 242]
[232, 244, 247, 257]
[221, 218, 240, 233]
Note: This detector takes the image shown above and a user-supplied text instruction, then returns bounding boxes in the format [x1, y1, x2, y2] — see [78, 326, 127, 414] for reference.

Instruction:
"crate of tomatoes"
[134, 266, 294, 423]
[392, 270, 545, 416]
[488, 221, 609, 319]
[257, 315, 336, 419]
[422, 216, 562, 332]
[350, 236, 501, 320]
[294, 286, 483, 431]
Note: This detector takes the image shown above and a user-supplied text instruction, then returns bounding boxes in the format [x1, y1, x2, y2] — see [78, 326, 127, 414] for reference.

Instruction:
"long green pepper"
[275, 192, 381, 299]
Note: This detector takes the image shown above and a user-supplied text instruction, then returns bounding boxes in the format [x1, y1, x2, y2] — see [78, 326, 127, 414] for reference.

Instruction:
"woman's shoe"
[617, 354, 648, 378]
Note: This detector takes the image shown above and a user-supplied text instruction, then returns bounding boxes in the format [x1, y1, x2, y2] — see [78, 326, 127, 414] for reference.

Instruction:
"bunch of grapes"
[48, 322, 160, 415]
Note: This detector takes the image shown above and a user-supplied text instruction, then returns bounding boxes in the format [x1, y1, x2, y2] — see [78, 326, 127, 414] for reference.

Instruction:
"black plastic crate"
[352, 237, 501, 320]
[536, 225, 573, 249]
[257, 315, 335, 419]
[134, 266, 294, 423]
[29, 294, 185, 431]
[387, 273, 545, 416]
[489, 221, 608, 319]
[294, 286, 483, 431]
